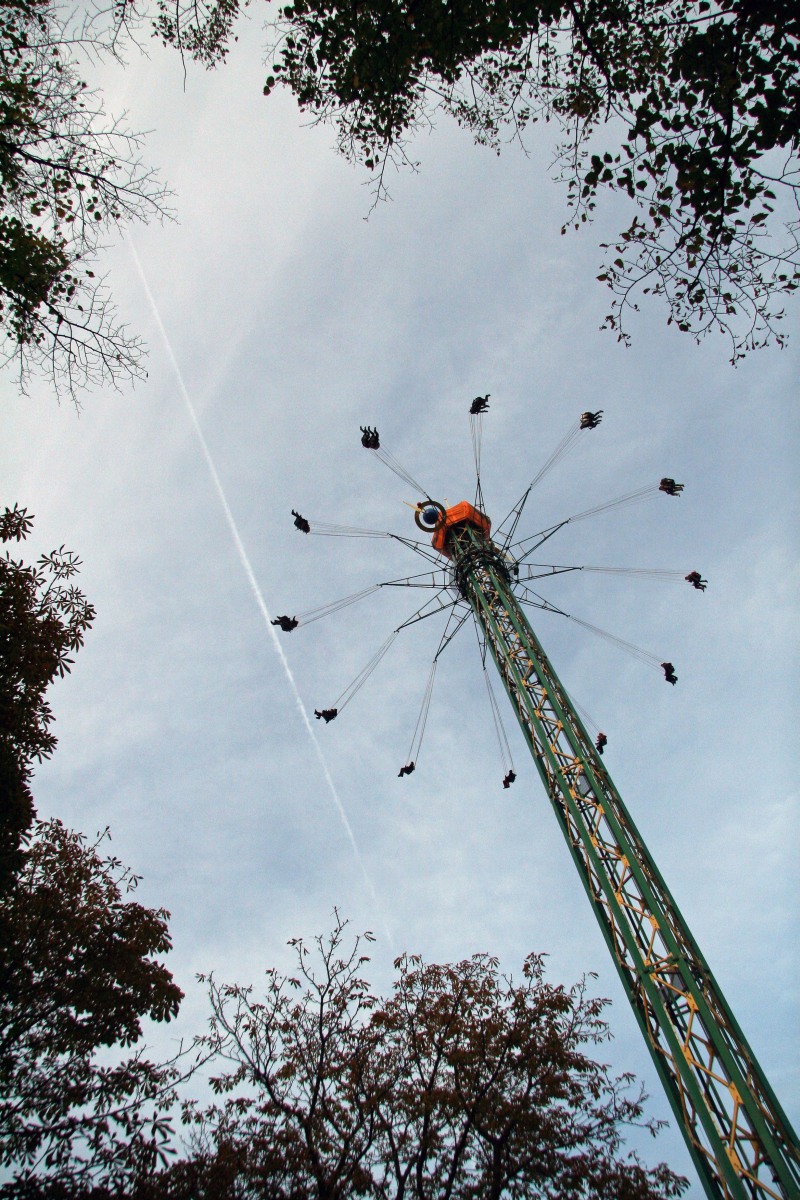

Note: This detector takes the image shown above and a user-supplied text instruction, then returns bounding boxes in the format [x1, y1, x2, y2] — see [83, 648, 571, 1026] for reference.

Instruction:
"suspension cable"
[564, 689, 602, 739]
[561, 612, 664, 669]
[405, 660, 438, 766]
[333, 631, 399, 711]
[511, 482, 665, 563]
[396, 606, 469, 773]
[518, 563, 688, 583]
[495, 418, 583, 546]
[296, 584, 381, 626]
[563, 483, 663, 524]
[517, 588, 665, 670]
[473, 623, 514, 774]
[307, 521, 402, 539]
[294, 517, 441, 564]
[372, 444, 432, 498]
[470, 412, 486, 513]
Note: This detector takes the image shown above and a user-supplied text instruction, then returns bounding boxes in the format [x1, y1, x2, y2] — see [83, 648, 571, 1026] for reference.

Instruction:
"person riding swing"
[271, 615, 298, 632]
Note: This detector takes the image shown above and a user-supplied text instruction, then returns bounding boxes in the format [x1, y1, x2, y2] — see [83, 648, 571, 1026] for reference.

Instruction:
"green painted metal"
[445, 519, 800, 1200]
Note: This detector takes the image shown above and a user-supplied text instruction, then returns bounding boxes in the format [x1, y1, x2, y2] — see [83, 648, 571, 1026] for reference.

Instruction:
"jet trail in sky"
[128, 239, 386, 926]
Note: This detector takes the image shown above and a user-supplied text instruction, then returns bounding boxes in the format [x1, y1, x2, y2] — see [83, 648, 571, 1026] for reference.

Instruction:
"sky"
[2, 15, 798, 1192]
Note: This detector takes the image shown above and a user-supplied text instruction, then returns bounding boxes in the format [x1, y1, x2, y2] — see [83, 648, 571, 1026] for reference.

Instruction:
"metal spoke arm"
[434, 608, 471, 660]
[496, 483, 535, 550]
[301, 520, 443, 565]
[448, 523, 800, 1200]
[394, 591, 462, 633]
[387, 533, 446, 565]
[514, 564, 583, 583]
[495, 418, 585, 550]
[515, 563, 690, 584]
[513, 584, 565, 614]
[306, 522, 398, 539]
[509, 483, 666, 566]
[379, 569, 452, 590]
[508, 520, 571, 563]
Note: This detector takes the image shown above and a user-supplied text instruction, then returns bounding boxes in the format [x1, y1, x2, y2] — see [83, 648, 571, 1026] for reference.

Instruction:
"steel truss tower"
[443, 516, 799, 1200]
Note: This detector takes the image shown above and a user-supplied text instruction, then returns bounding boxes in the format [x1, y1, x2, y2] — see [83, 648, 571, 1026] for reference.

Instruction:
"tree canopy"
[142, 912, 687, 1199]
[156, 0, 800, 360]
[0, 0, 169, 401]
[2, 0, 795, 388]
[0, 818, 184, 1198]
[0, 504, 94, 889]
[0, 520, 190, 1196]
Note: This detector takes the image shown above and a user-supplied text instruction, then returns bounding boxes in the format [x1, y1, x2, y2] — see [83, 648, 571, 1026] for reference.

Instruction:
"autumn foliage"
[0, 820, 184, 1198]
[142, 912, 686, 1199]
[157, 0, 800, 358]
[0, 504, 94, 889]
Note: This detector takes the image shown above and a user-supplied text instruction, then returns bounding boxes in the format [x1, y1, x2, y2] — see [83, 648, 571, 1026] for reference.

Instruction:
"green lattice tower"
[441, 514, 799, 1200]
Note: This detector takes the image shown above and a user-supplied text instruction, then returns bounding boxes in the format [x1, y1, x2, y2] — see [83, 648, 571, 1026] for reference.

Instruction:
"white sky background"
[2, 14, 799, 1190]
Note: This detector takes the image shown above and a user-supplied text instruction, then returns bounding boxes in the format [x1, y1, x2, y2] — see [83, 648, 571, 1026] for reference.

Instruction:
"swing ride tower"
[421, 499, 799, 1200]
[282, 416, 799, 1199]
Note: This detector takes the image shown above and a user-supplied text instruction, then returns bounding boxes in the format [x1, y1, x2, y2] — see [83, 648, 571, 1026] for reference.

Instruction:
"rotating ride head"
[414, 500, 491, 559]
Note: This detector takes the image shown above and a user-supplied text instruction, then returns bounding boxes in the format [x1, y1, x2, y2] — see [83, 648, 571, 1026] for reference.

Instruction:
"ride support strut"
[447, 521, 800, 1200]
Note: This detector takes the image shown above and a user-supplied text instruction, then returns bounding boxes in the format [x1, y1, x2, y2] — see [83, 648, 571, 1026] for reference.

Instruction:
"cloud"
[1, 15, 797, 1185]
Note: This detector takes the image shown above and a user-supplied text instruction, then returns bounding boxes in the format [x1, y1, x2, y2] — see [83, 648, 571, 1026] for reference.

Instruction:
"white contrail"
[128, 239, 384, 919]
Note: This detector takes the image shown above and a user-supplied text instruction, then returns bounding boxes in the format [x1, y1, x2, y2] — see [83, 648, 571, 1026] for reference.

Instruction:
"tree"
[145, 912, 687, 1198]
[0, 0, 170, 401]
[156, 0, 800, 361]
[0, 817, 185, 1198]
[0, 510, 192, 1194]
[0, 504, 94, 891]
